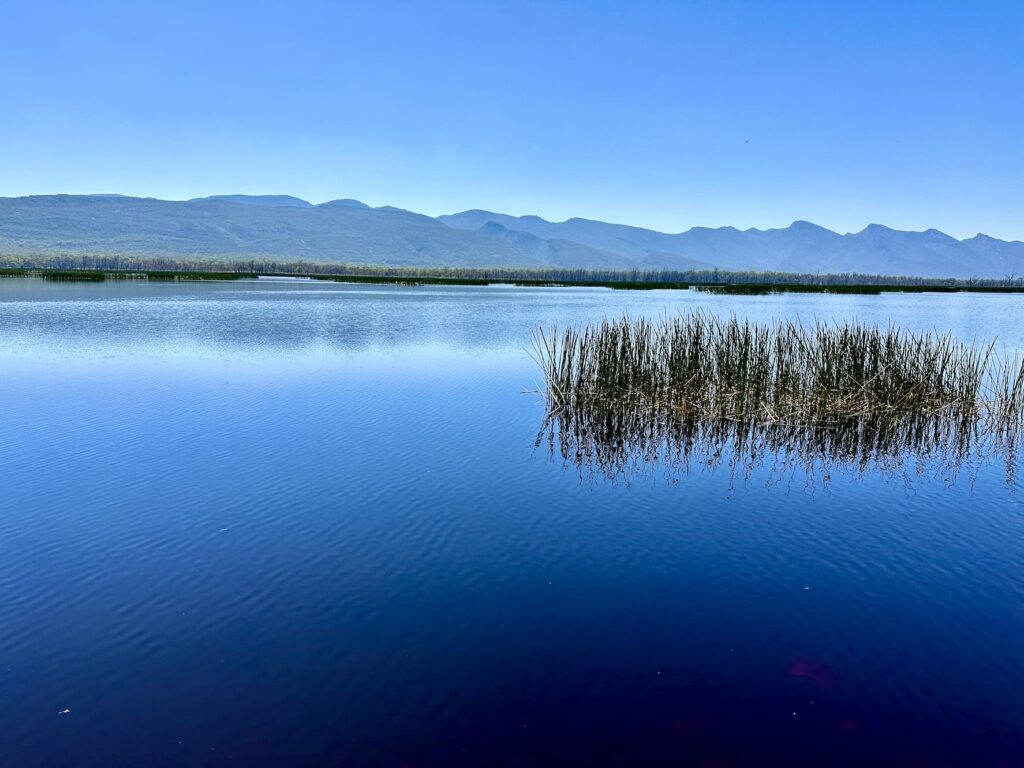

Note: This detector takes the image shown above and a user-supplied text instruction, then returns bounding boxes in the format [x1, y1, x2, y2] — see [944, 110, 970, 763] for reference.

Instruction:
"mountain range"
[1, 193, 1022, 279]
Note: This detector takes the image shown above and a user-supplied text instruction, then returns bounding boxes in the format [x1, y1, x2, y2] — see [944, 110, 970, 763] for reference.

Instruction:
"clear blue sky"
[2, 0, 1022, 239]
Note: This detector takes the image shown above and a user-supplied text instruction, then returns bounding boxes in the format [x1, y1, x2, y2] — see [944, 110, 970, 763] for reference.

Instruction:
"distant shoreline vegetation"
[2, 257, 1024, 294]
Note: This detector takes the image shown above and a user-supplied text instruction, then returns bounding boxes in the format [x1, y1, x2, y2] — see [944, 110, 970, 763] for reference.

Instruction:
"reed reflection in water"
[534, 313, 1024, 486]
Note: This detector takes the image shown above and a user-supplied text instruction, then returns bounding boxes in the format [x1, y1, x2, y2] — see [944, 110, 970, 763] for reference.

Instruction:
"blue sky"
[2, 0, 1022, 239]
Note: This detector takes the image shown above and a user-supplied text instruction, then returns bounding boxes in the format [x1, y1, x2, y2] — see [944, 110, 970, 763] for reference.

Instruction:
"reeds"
[41, 270, 109, 281]
[5, 265, 1024, 293]
[32, 270, 251, 282]
[696, 284, 881, 295]
[534, 313, 1024, 482]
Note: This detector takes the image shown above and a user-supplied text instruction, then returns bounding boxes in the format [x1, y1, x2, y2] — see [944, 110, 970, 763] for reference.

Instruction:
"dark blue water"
[2, 279, 1023, 767]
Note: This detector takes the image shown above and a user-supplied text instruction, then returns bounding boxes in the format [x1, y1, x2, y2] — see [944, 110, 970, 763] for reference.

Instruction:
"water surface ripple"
[1, 279, 1022, 767]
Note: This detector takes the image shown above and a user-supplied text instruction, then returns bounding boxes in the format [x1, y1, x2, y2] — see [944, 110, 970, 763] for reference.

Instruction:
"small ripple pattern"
[0, 279, 1022, 767]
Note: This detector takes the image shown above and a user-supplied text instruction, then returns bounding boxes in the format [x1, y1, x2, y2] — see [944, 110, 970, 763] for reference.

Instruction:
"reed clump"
[534, 313, 1024, 481]
[695, 284, 884, 295]
[693, 283, 1024, 296]
[31, 269, 251, 282]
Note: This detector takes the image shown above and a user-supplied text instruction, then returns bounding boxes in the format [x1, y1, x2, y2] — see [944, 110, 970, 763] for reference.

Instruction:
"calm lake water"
[1, 279, 1023, 767]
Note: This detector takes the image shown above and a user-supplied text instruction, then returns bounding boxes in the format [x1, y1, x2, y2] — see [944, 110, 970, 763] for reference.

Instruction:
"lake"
[1, 279, 1023, 767]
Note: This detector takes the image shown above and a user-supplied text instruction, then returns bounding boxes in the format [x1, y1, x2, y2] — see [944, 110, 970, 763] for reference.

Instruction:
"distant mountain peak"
[923, 228, 957, 242]
[789, 220, 829, 232]
[859, 223, 895, 235]
[318, 198, 370, 210]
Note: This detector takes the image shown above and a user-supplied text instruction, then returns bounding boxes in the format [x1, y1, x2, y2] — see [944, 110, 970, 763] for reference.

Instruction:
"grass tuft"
[534, 313, 1024, 482]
